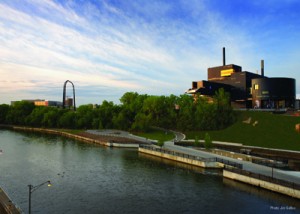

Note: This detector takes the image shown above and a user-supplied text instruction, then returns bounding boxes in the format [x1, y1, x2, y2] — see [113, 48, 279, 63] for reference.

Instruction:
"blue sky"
[1, 0, 300, 105]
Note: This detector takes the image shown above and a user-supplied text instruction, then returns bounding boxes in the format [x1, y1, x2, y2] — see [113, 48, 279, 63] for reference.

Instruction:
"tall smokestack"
[261, 60, 264, 77]
[223, 47, 226, 66]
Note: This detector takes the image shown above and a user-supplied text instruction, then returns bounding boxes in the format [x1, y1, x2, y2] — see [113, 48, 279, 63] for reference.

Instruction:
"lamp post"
[28, 180, 51, 214]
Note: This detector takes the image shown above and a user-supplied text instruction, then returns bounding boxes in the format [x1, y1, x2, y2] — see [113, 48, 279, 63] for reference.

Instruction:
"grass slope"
[185, 111, 300, 151]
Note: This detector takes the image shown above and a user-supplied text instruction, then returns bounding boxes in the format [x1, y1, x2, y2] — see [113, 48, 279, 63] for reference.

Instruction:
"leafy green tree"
[132, 112, 151, 131]
[157, 139, 165, 147]
[76, 104, 94, 129]
[204, 133, 213, 150]
[0, 104, 9, 124]
[58, 110, 76, 128]
[95, 100, 116, 129]
[214, 88, 235, 129]
[26, 107, 48, 127]
[194, 136, 200, 147]
[194, 95, 213, 130]
[176, 95, 195, 131]
[6, 101, 35, 125]
[42, 108, 60, 128]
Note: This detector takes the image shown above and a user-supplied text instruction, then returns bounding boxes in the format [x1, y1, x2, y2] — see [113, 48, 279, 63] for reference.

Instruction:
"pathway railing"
[140, 145, 243, 169]
[216, 157, 243, 169]
[224, 165, 300, 191]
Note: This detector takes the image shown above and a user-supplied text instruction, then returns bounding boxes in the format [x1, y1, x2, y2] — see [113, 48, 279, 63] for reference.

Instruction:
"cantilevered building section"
[186, 48, 296, 109]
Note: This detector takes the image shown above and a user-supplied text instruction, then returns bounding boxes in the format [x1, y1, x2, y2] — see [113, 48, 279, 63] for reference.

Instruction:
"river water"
[0, 130, 299, 214]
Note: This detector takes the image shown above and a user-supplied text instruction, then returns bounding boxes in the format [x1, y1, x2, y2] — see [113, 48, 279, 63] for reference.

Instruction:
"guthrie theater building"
[186, 48, 296, 109]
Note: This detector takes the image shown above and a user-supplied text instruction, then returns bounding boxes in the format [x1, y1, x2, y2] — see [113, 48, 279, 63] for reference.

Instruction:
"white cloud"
[0, 0, 299, 105]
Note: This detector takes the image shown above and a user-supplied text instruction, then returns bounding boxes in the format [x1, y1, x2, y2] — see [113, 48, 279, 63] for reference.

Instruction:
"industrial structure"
[62, 80, 76, 110]
[186, 48, 296, 109]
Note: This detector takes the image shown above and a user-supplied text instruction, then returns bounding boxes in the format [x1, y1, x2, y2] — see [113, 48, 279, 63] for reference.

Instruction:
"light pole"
[28, 180, 52, 214]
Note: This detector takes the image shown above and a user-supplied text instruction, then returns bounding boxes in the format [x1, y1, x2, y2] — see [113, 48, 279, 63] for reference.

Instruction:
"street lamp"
[28, 180, 52, 214]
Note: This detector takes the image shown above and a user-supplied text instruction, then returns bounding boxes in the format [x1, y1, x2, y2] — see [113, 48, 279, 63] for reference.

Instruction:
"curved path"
[87, 129, 300, 184]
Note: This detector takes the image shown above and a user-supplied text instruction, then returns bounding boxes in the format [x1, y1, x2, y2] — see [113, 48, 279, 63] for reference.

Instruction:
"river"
[0, 129, 299, 214]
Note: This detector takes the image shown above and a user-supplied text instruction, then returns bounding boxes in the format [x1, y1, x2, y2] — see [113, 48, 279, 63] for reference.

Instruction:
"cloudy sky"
[1, 0, 300, 105]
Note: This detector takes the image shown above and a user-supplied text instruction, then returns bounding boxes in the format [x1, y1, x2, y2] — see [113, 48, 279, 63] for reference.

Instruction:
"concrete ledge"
[0, 187, 21, 214]
[108, 143, 139, 148]
[139, 147, 222, 168]
[10, 127, 140, 148]
[223, 170, 300, 199]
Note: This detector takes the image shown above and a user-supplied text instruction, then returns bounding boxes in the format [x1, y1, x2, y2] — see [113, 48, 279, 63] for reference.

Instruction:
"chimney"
[261, 60, 264, 77]
[223, 47, 226, 66]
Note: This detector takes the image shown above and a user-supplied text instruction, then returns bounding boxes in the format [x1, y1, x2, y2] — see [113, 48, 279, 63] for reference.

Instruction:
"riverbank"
[3, 129, 292, 213]
[140, 145, 300, 199]
[0, 187, 21, 214]
[0, 125, 150, 148]
[2, 125, 300, 202]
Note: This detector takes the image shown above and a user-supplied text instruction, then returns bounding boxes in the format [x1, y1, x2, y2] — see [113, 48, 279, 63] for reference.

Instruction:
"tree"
[0, 104, 9, 124]
[42, 108, 60, 128]
[176, 95, 195, 131]
[76, 104, 94, 129]
[157, 139, 165, 147]
[26, 107, 48, 127]
[213, 88, 235, 129]
[194, 136, 200, 147]
[58, 110, 76, 129]
[194, 95, 217, 130]
[95, 100, 116, 129]
[132, 112, 151, 131]
[6, 101, 35, 125]
[204, 133, 213, 150]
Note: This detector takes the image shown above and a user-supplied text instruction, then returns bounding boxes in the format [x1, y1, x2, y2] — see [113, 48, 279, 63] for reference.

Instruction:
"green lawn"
[132, 128, 174, 142]
[185, 111, 300, 151]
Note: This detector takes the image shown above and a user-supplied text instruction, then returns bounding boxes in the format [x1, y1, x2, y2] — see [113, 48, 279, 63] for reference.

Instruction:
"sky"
[1, 0, 300, 105]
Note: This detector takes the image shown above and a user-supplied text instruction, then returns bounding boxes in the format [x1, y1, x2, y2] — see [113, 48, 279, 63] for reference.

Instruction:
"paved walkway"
[164, 140, 300, 184]
[86, 129, 300, 184]
[86, 129, 153, 144]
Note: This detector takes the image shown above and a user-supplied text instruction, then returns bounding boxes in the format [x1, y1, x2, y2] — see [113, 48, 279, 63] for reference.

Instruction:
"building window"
[254, 84, 259, 90]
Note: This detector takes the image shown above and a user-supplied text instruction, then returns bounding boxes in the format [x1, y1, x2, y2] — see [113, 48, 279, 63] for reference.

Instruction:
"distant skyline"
[1, 0, 300, 105]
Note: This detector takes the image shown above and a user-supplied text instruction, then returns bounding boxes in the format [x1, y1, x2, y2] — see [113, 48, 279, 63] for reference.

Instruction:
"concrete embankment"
[139, 145, 300, 199]
[139, 146, 223, 169]
[0, 187, 21, 214]
[10, 126, 140, 148]
[224, 169, 300, 199]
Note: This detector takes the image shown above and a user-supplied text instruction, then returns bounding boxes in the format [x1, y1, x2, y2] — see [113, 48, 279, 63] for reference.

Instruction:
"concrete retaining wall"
[107, 142, 139, 148]
[13, 126, 110, 146]
[0, 187, 21, 214]
[223, 170, 300, 199]
[11, 127, 140, 148]
[139, 147, 222, 168]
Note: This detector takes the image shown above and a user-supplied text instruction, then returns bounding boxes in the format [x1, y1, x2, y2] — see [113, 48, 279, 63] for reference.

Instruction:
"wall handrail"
[224, 165, 300, 191]
[140, 145, 242, 169]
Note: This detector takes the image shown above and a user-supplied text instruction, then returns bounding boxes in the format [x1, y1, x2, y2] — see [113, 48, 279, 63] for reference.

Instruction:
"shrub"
[204, 133, 213, 150]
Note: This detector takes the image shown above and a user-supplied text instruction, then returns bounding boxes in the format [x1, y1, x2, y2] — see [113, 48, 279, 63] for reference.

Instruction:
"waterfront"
[0, 130, 299, 214]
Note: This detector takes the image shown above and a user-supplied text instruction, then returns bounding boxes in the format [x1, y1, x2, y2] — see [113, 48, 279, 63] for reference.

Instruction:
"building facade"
[186, 48, 296, 109]
[11, 99, 62, 107]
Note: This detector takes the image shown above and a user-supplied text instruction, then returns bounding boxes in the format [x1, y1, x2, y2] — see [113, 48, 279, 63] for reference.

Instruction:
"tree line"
[0, 89, 236, 131]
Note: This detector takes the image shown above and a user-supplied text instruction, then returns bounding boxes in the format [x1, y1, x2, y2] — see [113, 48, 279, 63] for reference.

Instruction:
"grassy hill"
[185, 111, 300, 151]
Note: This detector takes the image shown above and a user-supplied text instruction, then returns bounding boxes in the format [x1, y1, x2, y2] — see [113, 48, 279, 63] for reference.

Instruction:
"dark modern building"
[186, 48, 296, 109]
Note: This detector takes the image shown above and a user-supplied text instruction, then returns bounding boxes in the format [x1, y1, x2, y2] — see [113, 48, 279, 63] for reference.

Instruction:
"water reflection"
[223, 178, 300, 209]
[0, 130, 300, 214]
[139, 152, 221, 176]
